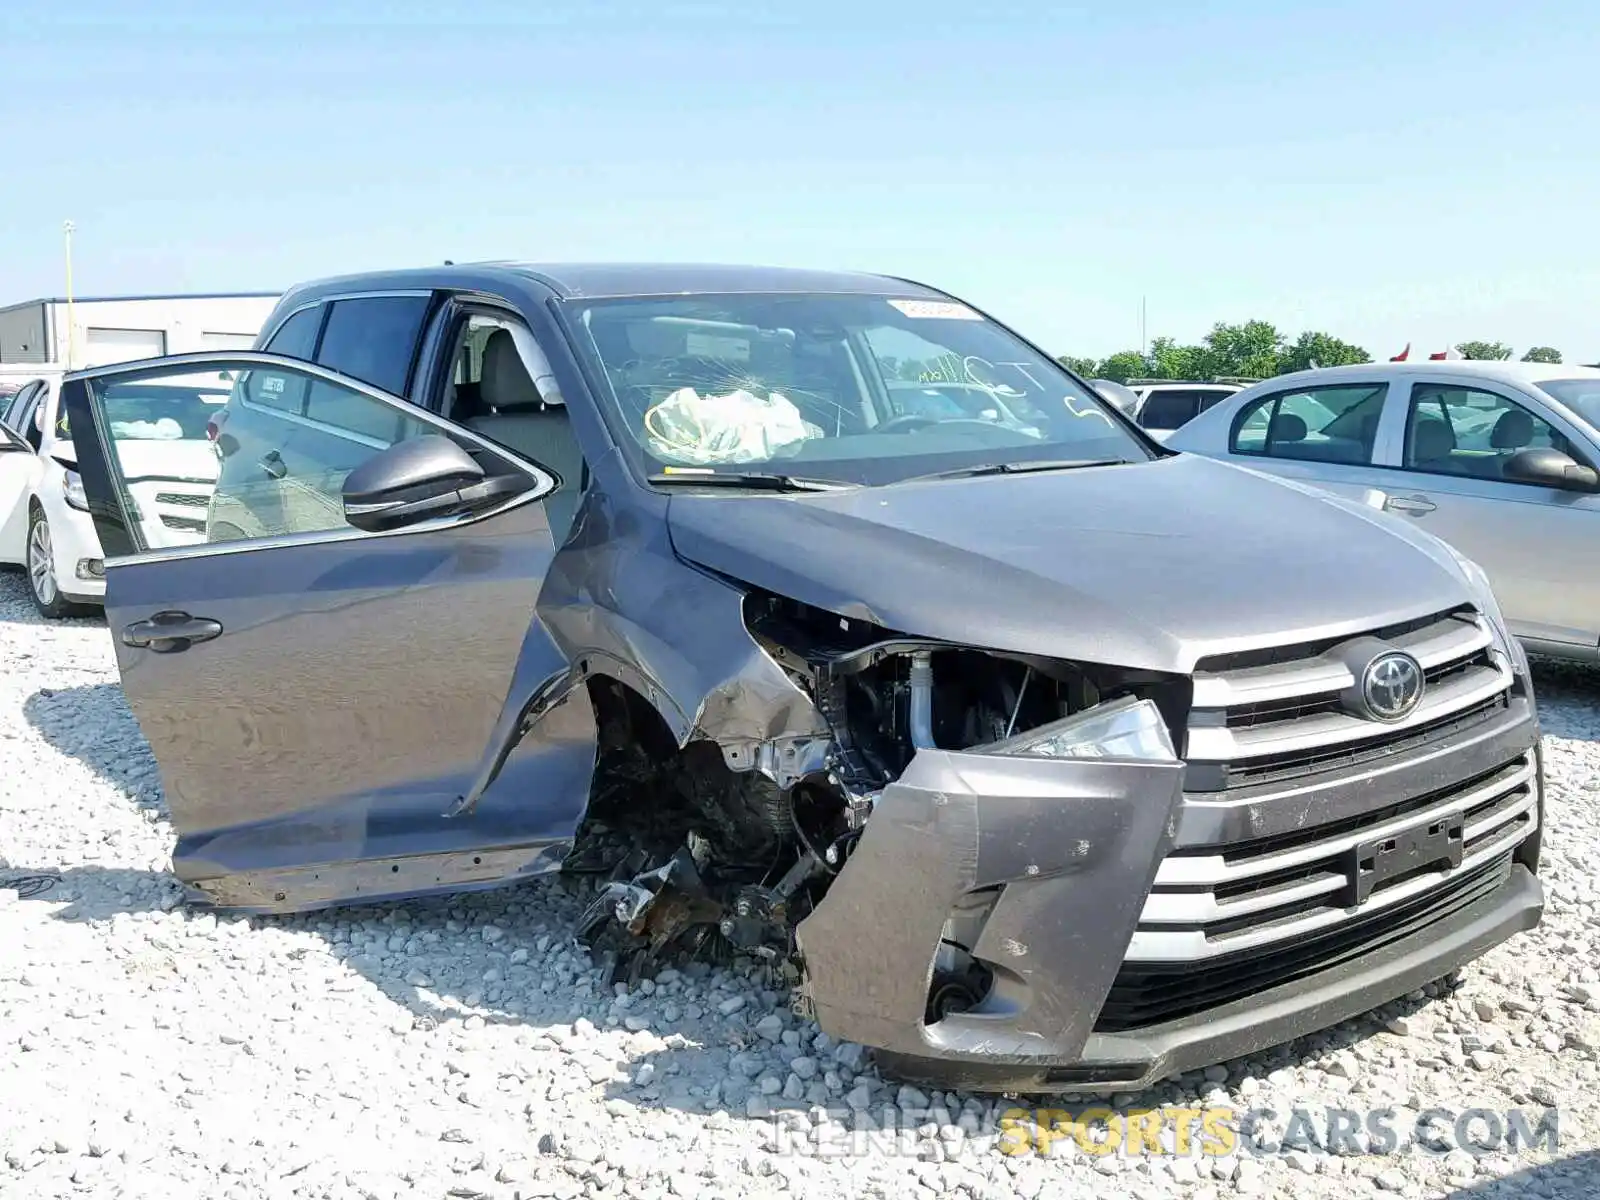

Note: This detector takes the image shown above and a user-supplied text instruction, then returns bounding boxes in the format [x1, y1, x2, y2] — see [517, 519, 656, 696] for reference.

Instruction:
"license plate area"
[1345, 811, 1465, 905]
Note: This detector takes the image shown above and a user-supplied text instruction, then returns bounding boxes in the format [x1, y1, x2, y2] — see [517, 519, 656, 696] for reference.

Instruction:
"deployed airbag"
[644, 387, 822, 464]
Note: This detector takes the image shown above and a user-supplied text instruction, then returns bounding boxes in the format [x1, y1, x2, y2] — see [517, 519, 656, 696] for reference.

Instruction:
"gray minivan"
[61, 263, 1543, 1091]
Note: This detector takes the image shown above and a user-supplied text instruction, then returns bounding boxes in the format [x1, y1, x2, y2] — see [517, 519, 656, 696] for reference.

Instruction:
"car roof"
[1251, 360, 1600, 392]
[280, 262, 950, 303]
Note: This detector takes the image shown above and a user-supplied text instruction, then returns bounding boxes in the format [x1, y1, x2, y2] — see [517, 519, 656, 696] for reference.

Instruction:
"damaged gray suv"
[62, 263, 1543, 1092]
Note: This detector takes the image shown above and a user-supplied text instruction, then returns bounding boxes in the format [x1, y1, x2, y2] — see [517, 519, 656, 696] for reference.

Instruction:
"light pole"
[63, 220, 77, 369]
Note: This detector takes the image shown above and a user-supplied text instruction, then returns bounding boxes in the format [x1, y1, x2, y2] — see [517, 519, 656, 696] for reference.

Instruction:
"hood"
[665, 453, 1474, 674]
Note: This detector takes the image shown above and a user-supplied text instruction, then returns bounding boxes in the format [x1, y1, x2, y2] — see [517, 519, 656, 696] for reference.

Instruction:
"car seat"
[1487, 409, 1536, 478]
[464, 329, 586, 542]
[1266, 412, 1308, 452]
[1410, 417, 1457, 471]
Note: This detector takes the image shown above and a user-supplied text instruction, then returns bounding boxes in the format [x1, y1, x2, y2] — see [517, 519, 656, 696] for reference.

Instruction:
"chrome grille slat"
[154, 491, 210, 508]
[1392, 615, 1493, 668]
[1188, 612, 1489, 710]
[1126, 809, 1535, 962]
[1186, 657, 1511, 763]
[1152, 758, 1535, 890]
[1127, 753, 1536, 961]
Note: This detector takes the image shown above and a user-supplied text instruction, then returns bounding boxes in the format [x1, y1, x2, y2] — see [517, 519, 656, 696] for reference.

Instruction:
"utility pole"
[63, 220, 77, 370]
[1139, 295, 1147, 358]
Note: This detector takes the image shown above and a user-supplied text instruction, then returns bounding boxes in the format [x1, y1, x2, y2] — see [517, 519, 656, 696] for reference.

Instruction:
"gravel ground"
[2, 567, 1600, 1200]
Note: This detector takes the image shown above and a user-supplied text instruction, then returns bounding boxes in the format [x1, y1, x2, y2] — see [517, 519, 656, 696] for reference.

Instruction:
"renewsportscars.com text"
[765, 1104, 1560, 1161]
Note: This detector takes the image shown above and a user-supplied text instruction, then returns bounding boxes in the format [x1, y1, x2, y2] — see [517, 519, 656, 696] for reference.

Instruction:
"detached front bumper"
[795, 705, 1544, 1094]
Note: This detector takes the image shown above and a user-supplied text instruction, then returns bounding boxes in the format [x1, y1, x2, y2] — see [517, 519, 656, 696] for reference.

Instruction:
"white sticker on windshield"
[888, 299, 982, 320]
[685, 332, 750, 361]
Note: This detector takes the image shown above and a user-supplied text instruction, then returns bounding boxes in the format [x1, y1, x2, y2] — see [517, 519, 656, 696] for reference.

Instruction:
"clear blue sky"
[2, 1, 1596, 362]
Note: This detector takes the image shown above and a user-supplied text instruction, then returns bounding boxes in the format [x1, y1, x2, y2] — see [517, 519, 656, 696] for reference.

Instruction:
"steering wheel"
[873, 413, 940, 433]
[874, 414, 1008, 435]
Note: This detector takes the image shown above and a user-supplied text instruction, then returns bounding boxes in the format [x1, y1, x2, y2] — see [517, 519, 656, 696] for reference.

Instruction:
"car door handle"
[122, 611, 224, 652]
[259, 451, 287, 479]
[1384, 494, 1437, 515]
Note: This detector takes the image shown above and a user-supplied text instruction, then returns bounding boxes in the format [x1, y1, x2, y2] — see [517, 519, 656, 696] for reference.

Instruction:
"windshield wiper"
[647, 471, 855, 492]
[902, 458, 1128, 483]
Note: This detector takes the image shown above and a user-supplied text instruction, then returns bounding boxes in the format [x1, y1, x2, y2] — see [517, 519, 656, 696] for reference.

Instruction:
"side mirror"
[342, 435, 486, 532]
[1504, 447, 1600, 492]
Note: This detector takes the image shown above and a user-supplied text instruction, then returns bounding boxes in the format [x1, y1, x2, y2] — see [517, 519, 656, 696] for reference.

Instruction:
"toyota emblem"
[1361, 651, 1425, 721]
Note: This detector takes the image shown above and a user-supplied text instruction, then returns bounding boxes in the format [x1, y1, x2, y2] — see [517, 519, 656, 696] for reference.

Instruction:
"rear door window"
[313, 296, 431, 395]
[1231, 384, 1388, 465]
[263, 305, 324, 360]
[304, 296, 433, 442]
[1138, 391, 1203, 430]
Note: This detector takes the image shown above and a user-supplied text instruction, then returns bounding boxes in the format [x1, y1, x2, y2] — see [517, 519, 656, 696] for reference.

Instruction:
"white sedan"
[1167, 360, 1600, 664]
[0, 373, 225, 618]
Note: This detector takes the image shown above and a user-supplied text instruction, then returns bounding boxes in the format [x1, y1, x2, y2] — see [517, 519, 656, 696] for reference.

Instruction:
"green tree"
[1456, 340, 1512, 361]
[1055, 355, 1099, 376]
[1204, 320, 1285, 378]
[1096, 350, 1148, 384]
[1147, 336, 1216, 381]
[1521, 346, 1562, 364]
[1280, 331, 1371, 374]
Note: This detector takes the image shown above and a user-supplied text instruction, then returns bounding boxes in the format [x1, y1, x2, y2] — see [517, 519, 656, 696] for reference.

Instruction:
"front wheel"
[25, 506, 91, 620]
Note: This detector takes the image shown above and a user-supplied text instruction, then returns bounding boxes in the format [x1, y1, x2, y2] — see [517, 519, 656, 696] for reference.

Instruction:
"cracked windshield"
[569, 292, 1148, 485]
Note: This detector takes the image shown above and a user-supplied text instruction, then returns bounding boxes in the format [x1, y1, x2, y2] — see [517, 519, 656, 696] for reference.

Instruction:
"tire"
[25, 505, 92, 620]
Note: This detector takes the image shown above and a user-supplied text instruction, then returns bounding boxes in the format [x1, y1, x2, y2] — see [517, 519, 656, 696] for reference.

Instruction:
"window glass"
[2, 382, 40, 433]
[1537, 378, 1600, 432]
[1404, 384, 1572, 482]
[262, 306, 323, 359]
[1230, 384, 1387, 465]
[303, 380, 408, 443]
[241, 361, 306, 416]
[314, 296, 430, 395]
[567, 292, 1145, 487]
[87, 362, 434, 552]
[1138, 391, 1202, 431]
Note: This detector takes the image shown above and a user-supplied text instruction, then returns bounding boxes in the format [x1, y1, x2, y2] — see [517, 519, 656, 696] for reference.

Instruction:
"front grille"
[1204, 694, 1508, 791]
[1096, 607, 1533, 1031]
[1184, 608, 1513, 792]
[155, 491, 210, 508]
[1095, 851, 1515, 1032]
[1129, 753, 1537, 962]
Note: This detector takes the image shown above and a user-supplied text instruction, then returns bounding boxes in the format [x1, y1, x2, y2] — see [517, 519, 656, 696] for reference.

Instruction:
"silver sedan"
[1168, 360, 1600, 664]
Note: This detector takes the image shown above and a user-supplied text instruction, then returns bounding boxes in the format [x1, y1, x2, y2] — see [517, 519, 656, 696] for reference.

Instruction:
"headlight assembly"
[984, 696, 1177, 762]
[62, 469, 89, 512]
[1442, 544, 1528, 675]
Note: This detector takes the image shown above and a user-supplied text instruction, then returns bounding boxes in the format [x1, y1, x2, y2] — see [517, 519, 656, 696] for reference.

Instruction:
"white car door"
[1352, 377, 1600, 653]
[0, 382, 46, 564]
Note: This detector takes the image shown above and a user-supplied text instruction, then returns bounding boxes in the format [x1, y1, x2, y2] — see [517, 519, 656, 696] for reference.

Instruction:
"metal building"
[0, 292, 280, 369]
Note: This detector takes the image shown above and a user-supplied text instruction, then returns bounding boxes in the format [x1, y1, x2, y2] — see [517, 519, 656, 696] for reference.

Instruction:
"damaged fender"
[458, 475, 835, 831]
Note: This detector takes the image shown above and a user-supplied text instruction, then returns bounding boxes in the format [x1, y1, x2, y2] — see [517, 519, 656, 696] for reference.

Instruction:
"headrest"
[1412, 418, 1456, 460]
[1268, 412, 1307, 444]
[481, 329, 544, 413]
[1490, 409, 1535, 450]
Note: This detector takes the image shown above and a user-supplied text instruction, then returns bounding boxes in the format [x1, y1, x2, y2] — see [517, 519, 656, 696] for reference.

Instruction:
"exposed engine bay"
[567, 589, 1185, 1022]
